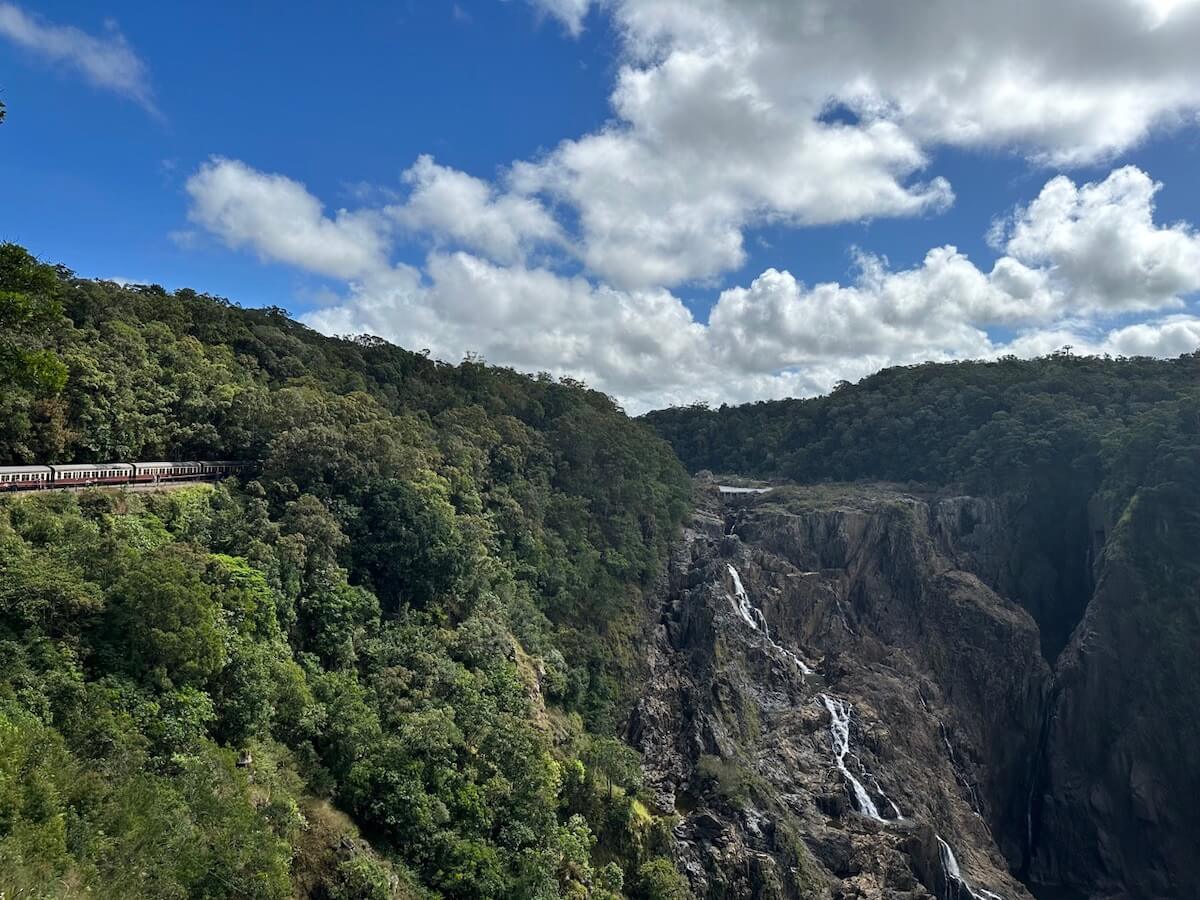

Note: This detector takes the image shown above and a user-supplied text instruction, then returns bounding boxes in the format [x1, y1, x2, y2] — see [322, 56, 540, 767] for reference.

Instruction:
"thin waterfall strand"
[819, 693, 884, 821]
[937, 836, 1005, 900]
[727, 564, 813, 674]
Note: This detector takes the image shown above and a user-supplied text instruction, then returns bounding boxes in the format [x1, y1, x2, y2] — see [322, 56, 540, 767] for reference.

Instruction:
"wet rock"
[632, 480, 1039, 899]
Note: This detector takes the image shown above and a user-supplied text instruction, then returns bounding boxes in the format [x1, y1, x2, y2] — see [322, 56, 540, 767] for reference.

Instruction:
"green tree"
[583, 735, 643, 799]
[101, 545, 228, 687]
[635, 858, 692, 900]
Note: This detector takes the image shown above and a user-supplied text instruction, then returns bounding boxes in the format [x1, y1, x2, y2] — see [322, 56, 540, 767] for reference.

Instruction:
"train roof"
[0, 460, 255, 474]
[50, 462, 134, 472]
[136, 460, 251, 466]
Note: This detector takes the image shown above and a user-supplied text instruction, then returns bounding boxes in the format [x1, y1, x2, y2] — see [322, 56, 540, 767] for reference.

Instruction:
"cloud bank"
[185, 158, 1200, 413]
[182, 0, 1200, 412]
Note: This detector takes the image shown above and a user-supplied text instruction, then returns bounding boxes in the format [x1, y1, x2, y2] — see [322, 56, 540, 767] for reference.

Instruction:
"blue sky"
[3, 0, 1200, 411]
[1, 1, 615, 303]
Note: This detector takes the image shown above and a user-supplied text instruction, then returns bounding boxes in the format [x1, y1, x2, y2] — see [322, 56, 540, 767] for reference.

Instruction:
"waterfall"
[727, 564, 767, 632]
[939, 721, 983, 815]
[818, 693, 886, 821]
[726, 564, 813, 675]
[936, 836, 1005, 900]
[721, 566, 1008, 896]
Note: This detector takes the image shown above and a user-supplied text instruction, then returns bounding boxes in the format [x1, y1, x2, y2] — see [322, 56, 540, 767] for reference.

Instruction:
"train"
[0, 460, 255, 493]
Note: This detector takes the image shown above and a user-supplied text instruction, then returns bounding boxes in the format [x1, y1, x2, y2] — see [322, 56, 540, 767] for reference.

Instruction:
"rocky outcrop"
[630, 478, 1048, 899]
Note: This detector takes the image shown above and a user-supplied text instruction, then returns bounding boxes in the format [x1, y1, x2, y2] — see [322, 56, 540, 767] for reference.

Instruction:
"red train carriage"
[0, 461, 254, 492]
[132, 461, 251, 483]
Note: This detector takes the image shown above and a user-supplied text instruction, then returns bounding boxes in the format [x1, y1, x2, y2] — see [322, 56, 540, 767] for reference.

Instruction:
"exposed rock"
[631, 480, 1042, 899]
[1027, 549, 1200, 899]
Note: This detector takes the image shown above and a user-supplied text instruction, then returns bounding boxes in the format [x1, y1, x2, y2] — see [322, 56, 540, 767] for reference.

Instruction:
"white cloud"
[511, 0, 1200, 289]
[184, 156, 1200, 412]
[1102, 315, 1200, 357]
[389, 155, 563, 265]
[529, 0, 593, 34]
[703, 166, 1200, 387]
[0, 3, 156, 113]
[600, 0, 1200, 165]
[173, 1, 1200, 409]
[185, 158, 390, 280]
[512, 36, 953, 289]
[1001, 166, 1200, 312]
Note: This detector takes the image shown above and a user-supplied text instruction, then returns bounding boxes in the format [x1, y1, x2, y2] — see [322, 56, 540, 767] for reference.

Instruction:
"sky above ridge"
[3, 0, 1200, 413]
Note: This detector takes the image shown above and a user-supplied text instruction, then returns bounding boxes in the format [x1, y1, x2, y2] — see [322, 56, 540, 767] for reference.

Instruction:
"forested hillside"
[0, 243, 693, 899]
[643, 353, 1200, 492]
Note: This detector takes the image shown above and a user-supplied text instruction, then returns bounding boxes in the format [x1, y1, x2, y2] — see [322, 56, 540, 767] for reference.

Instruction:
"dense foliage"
[645, 354, 1200, 657]
[0, 244, 692, 898]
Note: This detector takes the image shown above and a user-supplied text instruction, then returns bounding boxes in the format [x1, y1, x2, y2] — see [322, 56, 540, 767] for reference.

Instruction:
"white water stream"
[819, 693, 885, 820]
[937, 836, 1006, 900]
[726, 564, 813, 675]
[723, 564, 1004, 898]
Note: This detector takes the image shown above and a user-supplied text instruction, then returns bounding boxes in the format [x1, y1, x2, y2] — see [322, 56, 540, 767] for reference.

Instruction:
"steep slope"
[1026, 486, 1200, 898]
[0, 244, 693, 898]
[632, 478, 1048, 899]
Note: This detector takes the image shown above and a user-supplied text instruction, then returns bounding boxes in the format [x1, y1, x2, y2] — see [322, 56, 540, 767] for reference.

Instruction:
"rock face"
[1027, 543, 1200, 900]
[633, 477, 1200, 899]
[630, 478, 1048, 899]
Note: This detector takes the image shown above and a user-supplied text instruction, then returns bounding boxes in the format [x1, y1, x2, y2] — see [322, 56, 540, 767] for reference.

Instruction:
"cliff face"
[1028, 532, 1200, 899]
[631, 479, 1048, 899]
[634, 478, 1199, 900]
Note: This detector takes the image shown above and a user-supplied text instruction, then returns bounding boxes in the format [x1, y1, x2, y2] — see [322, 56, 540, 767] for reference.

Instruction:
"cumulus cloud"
[512, 29, 954, 288]
[185, 158, 390, 280]
[1102, 315, 1200, 357]
[555, 0, 1200, 163]
[1001, 166, 1200, 311]
[179, 0, 1200, 410]
[181, 155, 1200, 412]
[511, 0, 1200, 288]
[389, 155, 563, 265]
[704, 166, 1200, 382]
[0, 3, 156, 113]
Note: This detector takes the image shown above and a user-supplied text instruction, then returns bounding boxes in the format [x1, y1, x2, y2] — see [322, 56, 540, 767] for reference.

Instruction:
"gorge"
[629, 473, 1196, 899]
[1, 246, 1197, 899]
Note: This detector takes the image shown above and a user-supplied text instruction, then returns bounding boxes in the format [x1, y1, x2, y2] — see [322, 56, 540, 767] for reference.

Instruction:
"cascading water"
[727, 564, 769, 632]
[717, 511, 1009, 896]
[940, 721, 982, 815]
[818, 693, 891, 821]
[937, 836, 1005, 900]
[726, 564, 813, 675]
